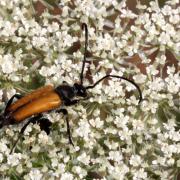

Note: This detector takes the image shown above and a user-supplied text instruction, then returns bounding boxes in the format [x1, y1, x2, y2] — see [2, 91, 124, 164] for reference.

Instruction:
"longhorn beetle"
[0, 23, 142, 153]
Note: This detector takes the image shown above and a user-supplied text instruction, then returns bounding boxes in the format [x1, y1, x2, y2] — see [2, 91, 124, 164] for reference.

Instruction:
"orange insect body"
[7, 85, 62, 122]
[7, 85, 54, 112]
[12, 91, 61, 122]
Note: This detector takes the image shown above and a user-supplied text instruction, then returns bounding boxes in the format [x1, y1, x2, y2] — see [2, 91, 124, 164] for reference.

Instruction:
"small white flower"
[169, 14, 180, 24]
[108, 151, 123, 163]
[24, 125, 32, 135]
[146, 65, 159, 76]
[0, 153, 3, 162]
[1, 55, 14, 74]
[0, 0, 6, 6]
[51, 158, 59, 168]
[158, 32, 171, 45]
[5, 128, 14, 137]
[7, 153, 22, 167]
[152, 156, 166, 166]
[129, 155, 142, 167]
[29, 169, 43, 180]
[133, 168, 147, 180]
[133, 74, 147, 84]
[61, 172, 73, 180]
[120, 9, 137, 19]
[72, 166, 87, 178]
[31, 145, 40, 153]
[57, 163, 66, 174]
[104, 140, 119, 150]
[89, 117, 104, 128]
[77, 152, 90, 165]
[167, 66, 176, 74]
[0, 141, 8, 153]
[62, 6, 69, 17]
[107, 163, 129, 180]
[114, 115, 129, 128]
[26, 161, 32, 168]
[63, 156, 70, 163]
[148, 118, 158, 125]
[38, 131, 49, 144]
[118, 128, 132, 141]
[9, 74, 21, 82]
[167, 158, 175, 166]
[76, 120, 91, 140]
[149, 77, 165, 91]
[16, 164, 23, 174]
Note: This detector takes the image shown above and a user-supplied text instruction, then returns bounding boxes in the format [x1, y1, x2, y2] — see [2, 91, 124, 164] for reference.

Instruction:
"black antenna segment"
[86, 75, 142, 104]
[80, 23, 88, 85]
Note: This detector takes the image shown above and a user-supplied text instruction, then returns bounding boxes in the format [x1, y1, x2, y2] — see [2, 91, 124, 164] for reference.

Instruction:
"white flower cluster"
[0, 0, 179, 179]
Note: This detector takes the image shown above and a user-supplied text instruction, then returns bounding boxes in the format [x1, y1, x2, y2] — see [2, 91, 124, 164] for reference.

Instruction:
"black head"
[73, 83, 87, 97]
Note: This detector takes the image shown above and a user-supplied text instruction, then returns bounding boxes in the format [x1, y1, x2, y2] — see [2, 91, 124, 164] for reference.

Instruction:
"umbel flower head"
[0, 0, 179, 179]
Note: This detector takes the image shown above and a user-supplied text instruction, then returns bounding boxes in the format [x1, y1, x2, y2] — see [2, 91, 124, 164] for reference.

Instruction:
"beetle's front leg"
[5, 94, 23, 113]
[64, 98, 88, 106]
[56, 109, 74, 146]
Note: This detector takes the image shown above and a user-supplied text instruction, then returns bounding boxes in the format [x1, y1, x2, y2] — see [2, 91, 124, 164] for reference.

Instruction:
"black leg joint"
[64, 99, 79, 106]
[56, 109, 68, 115]
[30, 115, 52, 135]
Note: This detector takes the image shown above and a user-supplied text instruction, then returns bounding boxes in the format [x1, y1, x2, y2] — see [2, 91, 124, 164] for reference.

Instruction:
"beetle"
[0, 23, 142, 153]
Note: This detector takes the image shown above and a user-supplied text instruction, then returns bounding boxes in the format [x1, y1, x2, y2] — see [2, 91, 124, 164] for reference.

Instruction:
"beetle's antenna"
[86, 75, 142, 104]
[80, 23, 88, 85]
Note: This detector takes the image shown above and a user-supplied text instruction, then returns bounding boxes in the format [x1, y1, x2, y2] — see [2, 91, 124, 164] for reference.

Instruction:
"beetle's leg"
[65, 97, 89, 106]
[56, 109, 74, 146]
[62, 81, 68, 84]
[10, 118, 34, 154]
[64, 98, 84, 106]
[5, 94, 22, 113]
[10, 115, 43, 154]
[33, 118, 52, 135]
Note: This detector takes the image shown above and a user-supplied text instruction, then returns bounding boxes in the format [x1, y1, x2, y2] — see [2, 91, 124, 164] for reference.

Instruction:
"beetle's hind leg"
[56, 109, 74, 146]
[10, 116, 35, 154]
[10, 115, 52, 154]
